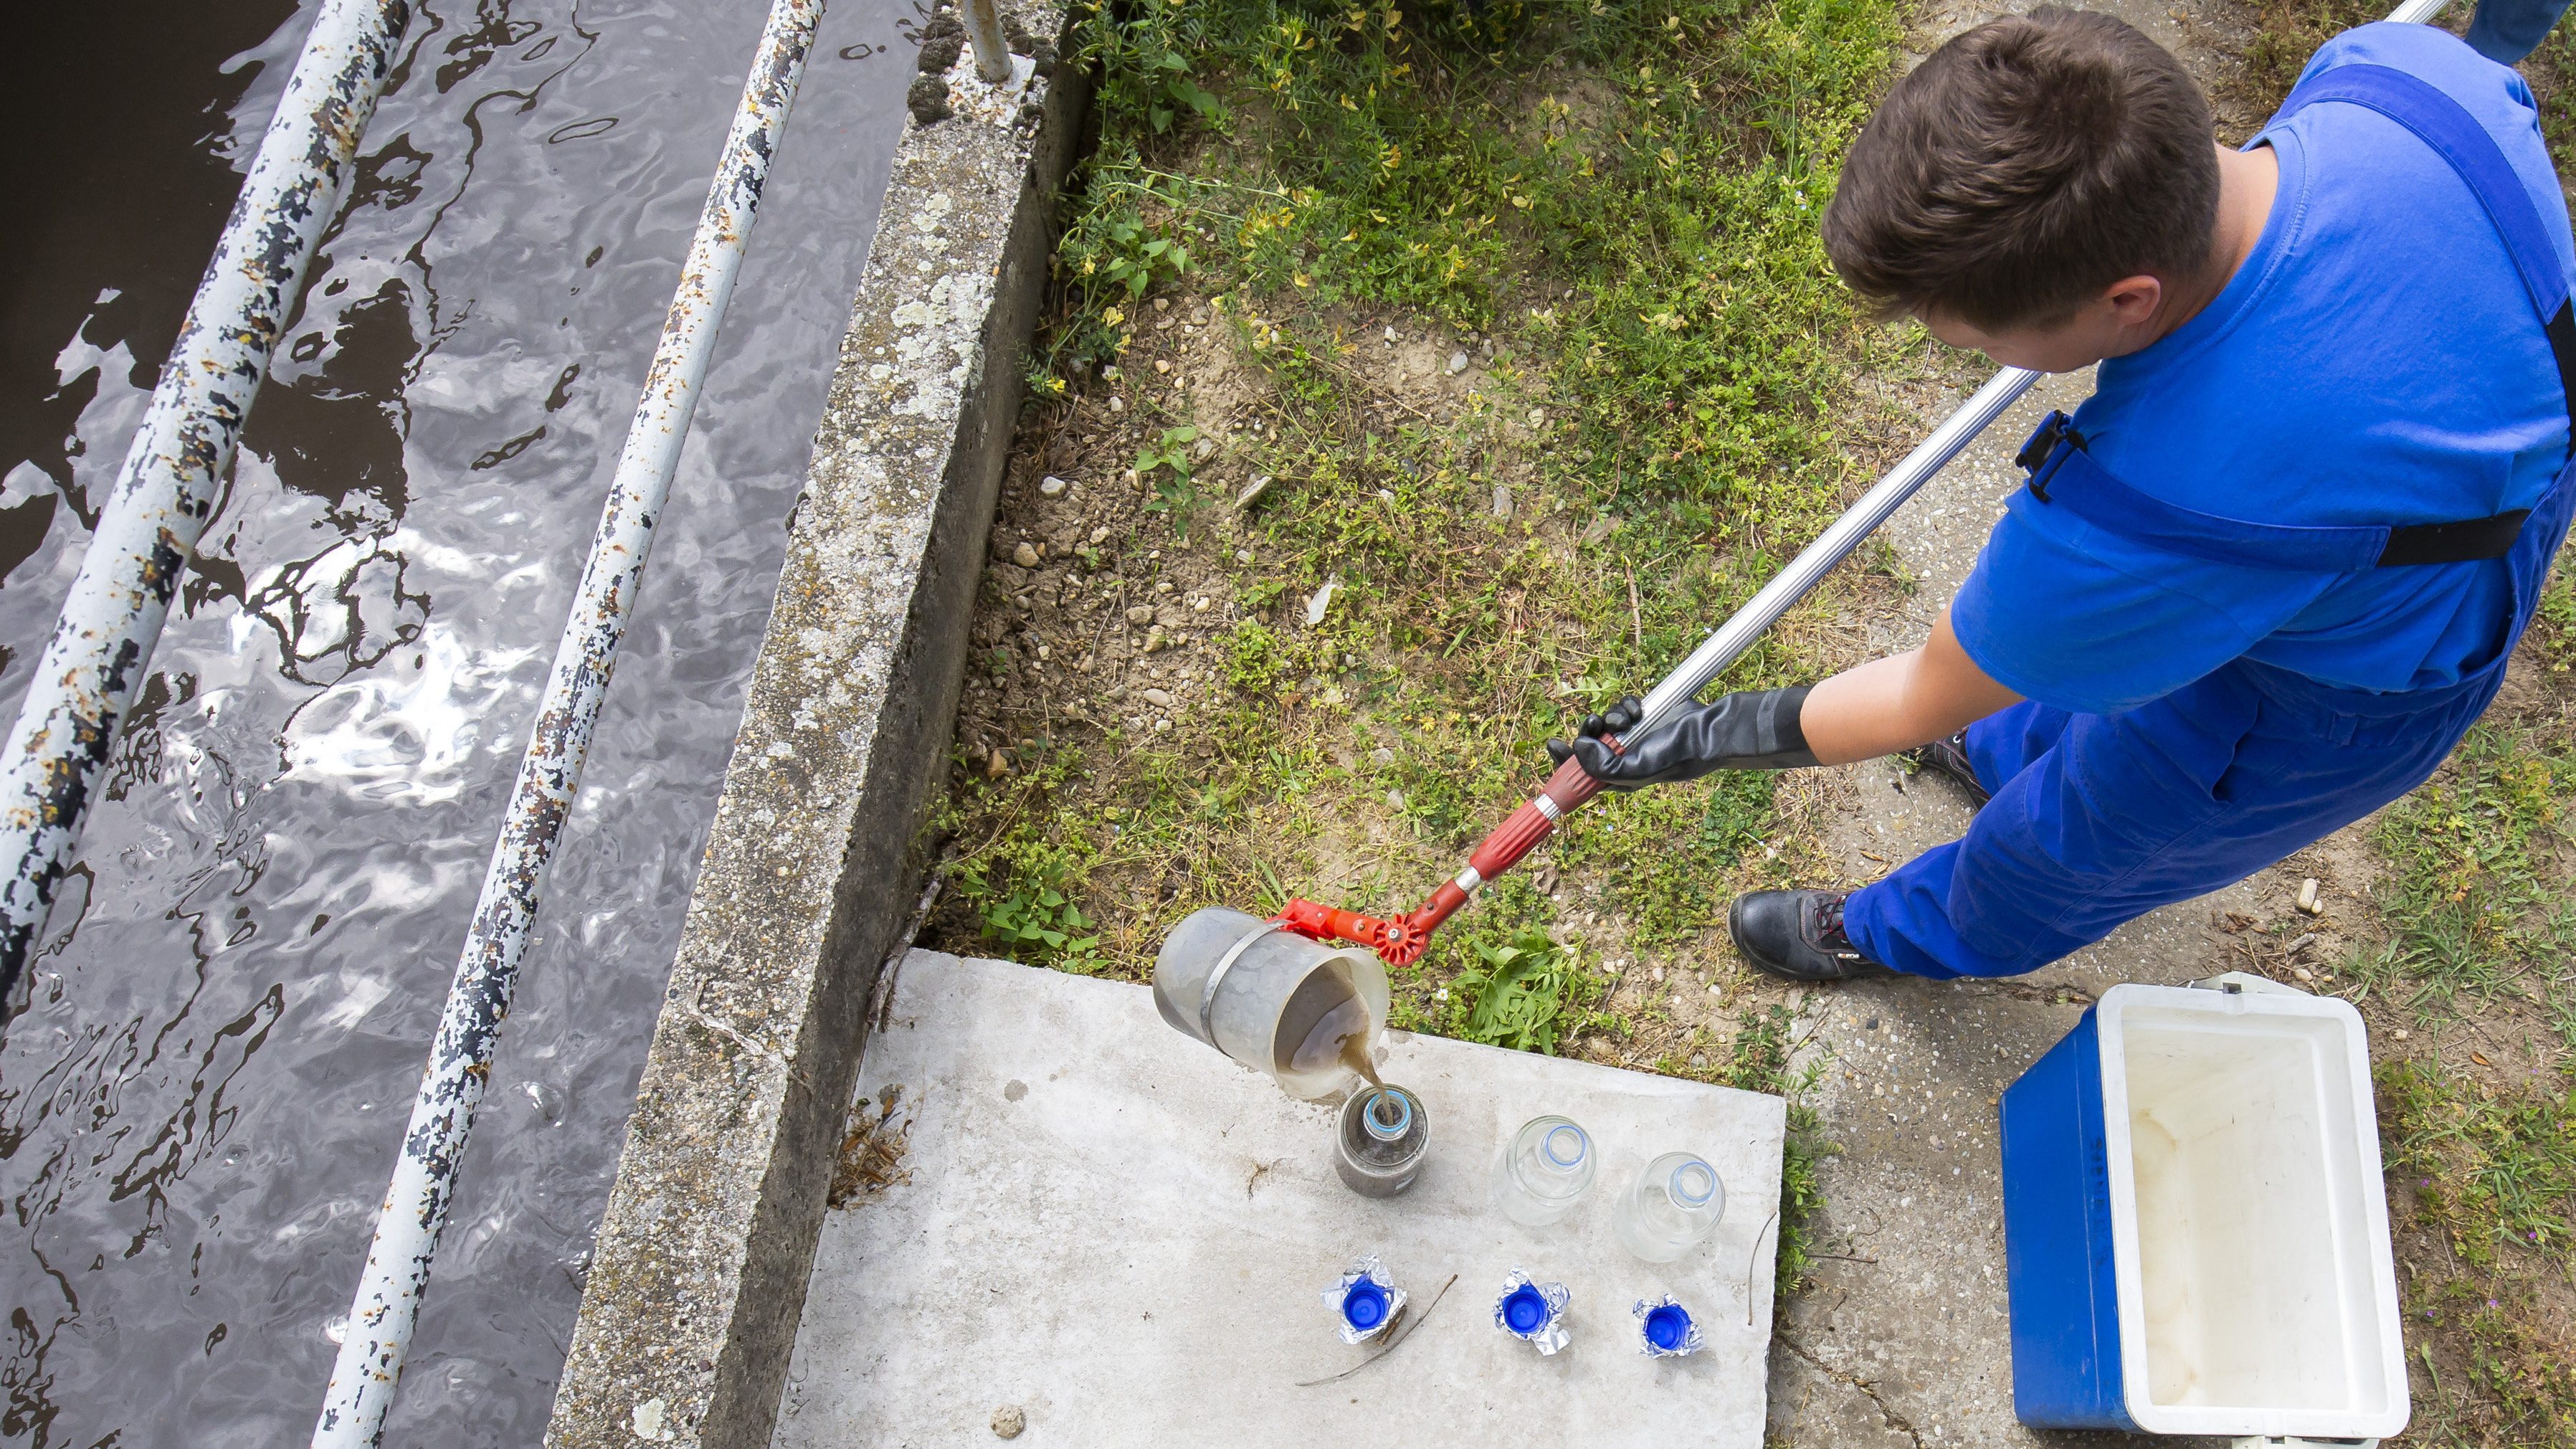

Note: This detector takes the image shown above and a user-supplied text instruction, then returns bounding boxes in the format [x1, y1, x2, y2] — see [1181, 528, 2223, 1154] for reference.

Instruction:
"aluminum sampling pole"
[0, 0, 414, 1007]
[309, 1, 822, 1443]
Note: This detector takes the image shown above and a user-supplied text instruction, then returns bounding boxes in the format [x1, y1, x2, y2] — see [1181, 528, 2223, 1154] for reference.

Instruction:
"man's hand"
[1548, 688, 1818, 789]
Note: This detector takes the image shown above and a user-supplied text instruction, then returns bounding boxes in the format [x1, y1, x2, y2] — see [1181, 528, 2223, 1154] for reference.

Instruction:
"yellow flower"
[1103, 306, 1126, 327]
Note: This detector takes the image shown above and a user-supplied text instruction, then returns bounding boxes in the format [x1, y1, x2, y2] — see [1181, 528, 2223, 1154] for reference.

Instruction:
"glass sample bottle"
[1614, 1151, 1726, 1262]
[1490, 1116, 1597, 1227]
[1335, 1084, 1429, 1197]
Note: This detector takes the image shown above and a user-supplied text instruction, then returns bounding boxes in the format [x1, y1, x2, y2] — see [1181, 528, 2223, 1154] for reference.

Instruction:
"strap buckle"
[2015, 409, 2086, 502]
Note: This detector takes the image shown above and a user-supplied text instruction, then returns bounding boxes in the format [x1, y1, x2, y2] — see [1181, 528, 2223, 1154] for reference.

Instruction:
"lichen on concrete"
[543, 6, 1084, 1446]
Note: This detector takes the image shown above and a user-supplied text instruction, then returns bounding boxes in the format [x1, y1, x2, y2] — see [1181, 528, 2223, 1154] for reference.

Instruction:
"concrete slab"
[773, 951, 1789, 1448]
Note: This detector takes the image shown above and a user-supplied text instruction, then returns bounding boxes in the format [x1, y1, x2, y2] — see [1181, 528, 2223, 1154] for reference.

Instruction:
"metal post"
[0, 0, 414, 1009]
[308, 1, 823, 1443]
[964, 0, 1016, 82]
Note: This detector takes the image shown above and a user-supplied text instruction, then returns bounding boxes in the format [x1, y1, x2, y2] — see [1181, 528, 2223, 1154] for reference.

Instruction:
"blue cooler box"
[1999, 980, 2409, 1440]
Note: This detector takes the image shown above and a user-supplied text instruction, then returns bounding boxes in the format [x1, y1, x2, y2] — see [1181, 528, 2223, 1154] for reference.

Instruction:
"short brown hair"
[1822, 8, 2220, 330]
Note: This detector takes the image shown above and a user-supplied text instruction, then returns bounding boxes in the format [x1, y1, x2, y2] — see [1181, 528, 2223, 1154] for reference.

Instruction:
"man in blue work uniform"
[1552, 10, 2576, 983]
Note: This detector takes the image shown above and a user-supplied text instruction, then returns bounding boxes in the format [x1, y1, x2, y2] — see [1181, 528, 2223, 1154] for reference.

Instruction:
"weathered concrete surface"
[773, 952, 1787, 1448]
[545, 13, 1085, 1448]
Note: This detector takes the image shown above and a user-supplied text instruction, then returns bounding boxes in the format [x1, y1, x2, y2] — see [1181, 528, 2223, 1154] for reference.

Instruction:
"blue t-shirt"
[1949, 24, 2574, 716]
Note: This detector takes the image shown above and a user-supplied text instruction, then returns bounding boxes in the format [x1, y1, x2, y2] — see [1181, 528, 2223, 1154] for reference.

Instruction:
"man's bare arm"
[1797, 606, 2021, 765]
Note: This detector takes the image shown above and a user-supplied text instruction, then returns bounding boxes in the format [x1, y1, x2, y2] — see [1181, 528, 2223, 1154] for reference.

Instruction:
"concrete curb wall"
[545, 14, 1083, 1445]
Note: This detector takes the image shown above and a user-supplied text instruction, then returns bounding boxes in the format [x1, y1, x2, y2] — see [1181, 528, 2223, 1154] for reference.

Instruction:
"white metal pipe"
[308, 1, 824, 1443]
[964, 0, 1016, 82]
[0, 0, 414, 1002]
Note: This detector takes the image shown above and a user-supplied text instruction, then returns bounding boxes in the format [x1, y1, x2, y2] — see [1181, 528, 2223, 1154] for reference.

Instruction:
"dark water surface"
[0, 1, 913, 1441]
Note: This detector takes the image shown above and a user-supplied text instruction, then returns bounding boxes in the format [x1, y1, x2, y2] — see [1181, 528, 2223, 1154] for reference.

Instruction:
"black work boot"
[1900, 730, 1990, 807]
[1729, 890, 1896, 983]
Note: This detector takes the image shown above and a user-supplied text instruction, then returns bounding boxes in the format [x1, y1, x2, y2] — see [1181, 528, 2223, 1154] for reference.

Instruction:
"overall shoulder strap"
[2280, 64, 2570, 327]
[2278, 62, 2576, 426]
[2012, 62, 2573, 571]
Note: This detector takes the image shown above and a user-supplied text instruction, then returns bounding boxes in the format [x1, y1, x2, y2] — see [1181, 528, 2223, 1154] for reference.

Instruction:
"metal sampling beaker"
[1153, 906, 1389, 1100]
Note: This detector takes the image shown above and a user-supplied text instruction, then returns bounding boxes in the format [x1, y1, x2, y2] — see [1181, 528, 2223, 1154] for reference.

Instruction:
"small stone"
[992, 1405, 1027, 1439]
[1108, 396, 1125, 414]
[1370, 747, 1394, 767]
[1089, 526, 1111, 544]
[1192, 437, 1217, 462]
[1125, 605, 1154, 625]
[1652, 966, 1665, 982]
[1235, 548, 1253, 564]
[1144, 688, 1174, 707]
[1447, 350, 1470, 375]
[1190, 597, 1209, 612]
[1384, 325, 1399, 344]
[1491, 482, 1513, 518]
[1303, 576, 1339, 627]
[1235, 475, 1273, 510]
[1154, 359, 1171, 374]
[1528, 407, 1546, 427]
[1387, 789, 1406, 809]
[985, 749, 1008, 779]
[1154, 718, 1172, 732]
[2394, 1027, 2410, 1040]
[1153, 296, 1170, 311]
[1688, 1053, 1708, 1069]
[1154, 580, 1173, 594]
[2295, 878, 2324, 916]
[1039, 475, 1069, 496]
[1012, 541, 1041, 568]
[2292, 966, 2316, 983]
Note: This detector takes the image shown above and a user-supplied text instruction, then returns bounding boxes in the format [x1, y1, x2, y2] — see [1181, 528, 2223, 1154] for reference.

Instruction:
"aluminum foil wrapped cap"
[1493, 1270, 1570, 1355]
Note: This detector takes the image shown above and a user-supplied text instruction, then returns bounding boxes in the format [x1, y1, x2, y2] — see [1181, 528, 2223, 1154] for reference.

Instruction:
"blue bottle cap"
[1343, 1279, 1389, 1332]
[1493, 1270, 1571, 1354]
[1643, 1303, 1691, 1351]
[1632, 1293, 1705, 1357]
[1321, 1253, 1407, 1345]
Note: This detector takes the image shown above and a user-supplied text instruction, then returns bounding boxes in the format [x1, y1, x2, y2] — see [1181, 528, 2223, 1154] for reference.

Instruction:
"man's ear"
[2099, 274, 2164, 326]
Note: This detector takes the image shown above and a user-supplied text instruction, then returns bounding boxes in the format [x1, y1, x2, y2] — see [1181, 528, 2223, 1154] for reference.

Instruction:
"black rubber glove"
[1545, 687, 1817, 789]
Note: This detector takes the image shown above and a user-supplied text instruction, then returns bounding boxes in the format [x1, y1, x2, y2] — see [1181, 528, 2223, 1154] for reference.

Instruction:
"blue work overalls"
[1842, 65, 2576, 981]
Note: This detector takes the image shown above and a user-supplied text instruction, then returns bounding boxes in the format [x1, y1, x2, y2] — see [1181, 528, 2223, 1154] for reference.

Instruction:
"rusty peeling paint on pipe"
[309, 1, 824, 1445]
[0, 0, 415, 993]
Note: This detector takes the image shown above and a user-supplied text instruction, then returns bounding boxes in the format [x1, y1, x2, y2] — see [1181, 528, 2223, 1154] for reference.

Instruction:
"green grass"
[2381, 1058, 2576, 1447]
[2350, 728, 2576, 1013]
[947, 0, 1915, 977]
[930, 0, 1911, 1306]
